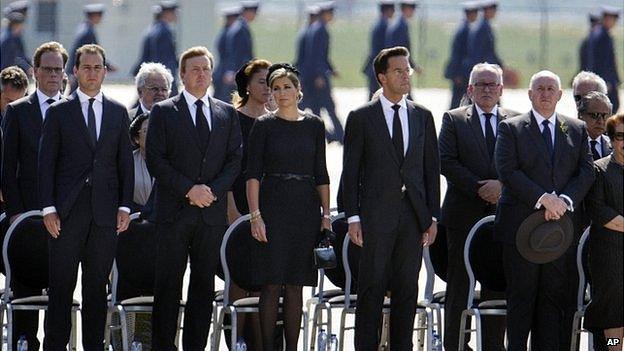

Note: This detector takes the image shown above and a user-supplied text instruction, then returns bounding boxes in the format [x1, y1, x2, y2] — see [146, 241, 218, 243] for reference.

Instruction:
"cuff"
[432, 217, 438, 222]
[42, 206, 57, 216]
[535, 193, 548, 209]
[347, 215, 361, 224]
[559, 195, 574, 212]
[118, 207, 131, 214]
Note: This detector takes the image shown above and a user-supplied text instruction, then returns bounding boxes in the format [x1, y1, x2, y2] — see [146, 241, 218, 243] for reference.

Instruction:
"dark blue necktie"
[590, 140, 601, 160]
[391, 104, 404, 164]
[195, 100, 210, 151]
[483, 113, 496, 159]
[87, 98, 97, 145]
[541, 120, 553, 160]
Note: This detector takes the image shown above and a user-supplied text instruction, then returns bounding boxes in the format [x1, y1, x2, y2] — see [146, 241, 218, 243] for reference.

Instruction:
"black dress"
[585, 155, 623, 331]
[231, 111, 256, 214]
[246, 112, 329, 286]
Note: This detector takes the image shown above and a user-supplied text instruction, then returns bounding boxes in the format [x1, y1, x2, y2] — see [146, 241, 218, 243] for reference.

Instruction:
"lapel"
[601, 135, 613, 156]
[95, 95, 114, 153]
[524, 111, 552, 165]
[204, 96, 222, 156]
[553, 115, 569, 167]
[467, 105, 489, 161]
[68, 93, 95, 152]
[404, 101, 420, 162]
[27, 93, 44, 134]
[174, 94, 202, 152]
[369, 99, 400, 167]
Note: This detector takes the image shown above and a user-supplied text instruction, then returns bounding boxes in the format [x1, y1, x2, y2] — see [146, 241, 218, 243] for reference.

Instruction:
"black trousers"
[12, 279, 42, 351]
[306, 77, 344, 142]
[44, 187, 118, 351]
[444, 226, 506, 351]
[354, 198, 423, 351]
[503, 244, 571, 351]
[151, 206, 224, 351]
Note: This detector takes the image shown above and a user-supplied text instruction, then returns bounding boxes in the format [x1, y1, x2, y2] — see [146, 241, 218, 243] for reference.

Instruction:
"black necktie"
[541, 120, 553, 160]
[87, 98, 97, 145]
[391, 104, 404, 164]
[590, 140, 601, 160]
[483, 113, 496, 159]
[45, 98, 56, 105]
[195, 99, 210, 151]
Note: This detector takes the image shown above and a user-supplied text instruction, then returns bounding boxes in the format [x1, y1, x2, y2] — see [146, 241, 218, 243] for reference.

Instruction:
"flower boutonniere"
[559, 120, 569, 135]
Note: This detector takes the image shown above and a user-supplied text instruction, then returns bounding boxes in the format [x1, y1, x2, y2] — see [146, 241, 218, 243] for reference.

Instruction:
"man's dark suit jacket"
[362, 17, 389, 77]
[494, 112, 594, 244]
[149, 20, 178, 78]
[444, 20, 470, 80]
[342, 98, 440, 234]
[588, 25, 620, 86]
[128, 105, 144, 120]
[66, 22, 98, 72]
[463, 19, 502, 77]
[304, 21, 335, 82]
[0, 28, 31, 72]
[38, 93, 134, 227]
[439, 105, 515, 231]
[224, 18, 253, 75]
[2, 93, 45, 217]
[145, 94, 242, 226]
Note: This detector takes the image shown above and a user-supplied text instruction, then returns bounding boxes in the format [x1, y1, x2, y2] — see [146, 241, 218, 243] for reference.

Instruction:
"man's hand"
[478, 180, 502, 204]
[422, 220, 438, 247]
[540, 193, 567, 220]
[187, 185, 216, 208]
[43, 213, 61, 238]
[348, 222, 363, 247]
[117, 210, 130, 233]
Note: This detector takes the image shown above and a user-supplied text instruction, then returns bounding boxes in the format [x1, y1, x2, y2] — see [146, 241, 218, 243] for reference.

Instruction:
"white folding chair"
[570, 227, 594, 351]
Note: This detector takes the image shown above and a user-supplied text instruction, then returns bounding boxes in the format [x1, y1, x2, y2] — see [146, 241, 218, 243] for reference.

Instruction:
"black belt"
[265, 173, 314, 181]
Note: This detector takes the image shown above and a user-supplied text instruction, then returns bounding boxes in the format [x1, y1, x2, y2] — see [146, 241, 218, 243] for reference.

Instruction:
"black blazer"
[1, 93, 45, 217]
[145, 93, 242, 225]
[494, 112, 595, 244]
[439, 105, 517, 230]
[342, 99, 440, 234]
[128, 105, 144, 120]
[38, 93, 134, 227]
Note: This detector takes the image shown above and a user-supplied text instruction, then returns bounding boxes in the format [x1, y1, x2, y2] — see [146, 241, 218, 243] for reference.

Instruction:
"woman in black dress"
[585, 113, 624, 350]
[246, 63, 331, 351]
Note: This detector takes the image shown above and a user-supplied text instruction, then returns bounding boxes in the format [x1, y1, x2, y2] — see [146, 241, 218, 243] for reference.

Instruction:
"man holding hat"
[588, 6, 621, 113]
[362, 1, 394, 100]
[495, 70, 594, 350]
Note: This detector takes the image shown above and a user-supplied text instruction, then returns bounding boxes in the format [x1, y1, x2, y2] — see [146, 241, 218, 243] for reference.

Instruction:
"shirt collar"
[139, 101, 150, 114]
[532, 109, 557, 126]
[589, 135, 603, 146]
[36, 89, 61, 105]
[76, 88, 103, 104]
[379, 92, 407, 113]
[474, 104, 498, 118]
[182, 90, 210, 110]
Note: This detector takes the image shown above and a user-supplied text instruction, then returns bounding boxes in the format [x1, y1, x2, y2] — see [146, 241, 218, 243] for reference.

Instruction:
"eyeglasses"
[145, 86, 170, 94]
[473, 82, 500, 89]
[387, 68, 414, 77]
[613, 132, 624, 141]
[39, 66, 63, 75]
[582, 112, 610, 121]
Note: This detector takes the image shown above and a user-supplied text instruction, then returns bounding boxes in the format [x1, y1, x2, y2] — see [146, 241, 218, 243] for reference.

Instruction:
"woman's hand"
[321, 217, 332, 231]
[251, 217, 268, 243]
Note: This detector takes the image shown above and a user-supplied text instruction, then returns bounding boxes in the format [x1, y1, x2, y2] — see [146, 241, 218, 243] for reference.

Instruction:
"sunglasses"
[613, 132, 624, 141]
[582, 112, 610, 121]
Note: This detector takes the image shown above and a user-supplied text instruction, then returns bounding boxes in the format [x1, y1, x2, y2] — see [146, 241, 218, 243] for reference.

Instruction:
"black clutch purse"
[314, 228, 337, 270]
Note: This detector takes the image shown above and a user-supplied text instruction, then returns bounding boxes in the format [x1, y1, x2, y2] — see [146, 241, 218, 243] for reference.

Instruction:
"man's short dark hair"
[74, 44, 106, 69]
[0, 66, 28, 92]
[33, 41, 69, 68]
[373, 46, 410, 84]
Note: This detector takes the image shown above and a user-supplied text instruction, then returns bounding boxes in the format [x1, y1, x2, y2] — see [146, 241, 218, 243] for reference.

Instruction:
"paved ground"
[6, 85, 618, 350]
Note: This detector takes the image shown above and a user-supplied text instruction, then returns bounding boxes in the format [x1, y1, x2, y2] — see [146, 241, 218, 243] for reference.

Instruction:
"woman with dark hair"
[246, 63, 330, 351]
[585, 113, 624, 350]
[129, 113, 152, 212]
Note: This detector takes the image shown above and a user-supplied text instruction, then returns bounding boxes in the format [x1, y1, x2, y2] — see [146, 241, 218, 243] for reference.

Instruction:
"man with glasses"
[439, 62, 516, 351]
[572, 71, 608, 107]
[1, 41, 68, 351]
[578, 92, 613, 161]
[130, 62, 173, 120]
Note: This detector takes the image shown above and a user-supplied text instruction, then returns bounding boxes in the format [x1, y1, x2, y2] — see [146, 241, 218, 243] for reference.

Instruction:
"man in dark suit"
[463, 1, 503, 78]
[363, 1, 394, 100]
[213, 6, 241, 102]
[0, 12, 31, 77]
[131, 5, 162, 77]
[39, 44, 134, 350]
[146, 46, 242, 351]
[342, 46, 439, 351]
[444, 2, 479, 109]
[440, 63, 514, 351]
[66, 4, 118, 93]
[495, 70, 594, 350]
[304, 2, 344, 142]
[1, 41, 68, 350]
[588, 6, 620, 113]
[294, 5, 319, 111]
[578, 13, 600, 73]
[129, 62, 173, 120]
[578, 91, 613, 160]
[148, 1, 179, 95]
[386, 1, 417, 67]
[222, 1, 258, 100]
[0, 65, 28, 120]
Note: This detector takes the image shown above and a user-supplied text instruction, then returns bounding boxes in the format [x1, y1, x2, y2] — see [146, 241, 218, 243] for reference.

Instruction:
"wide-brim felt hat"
[516, 211, 574, 264]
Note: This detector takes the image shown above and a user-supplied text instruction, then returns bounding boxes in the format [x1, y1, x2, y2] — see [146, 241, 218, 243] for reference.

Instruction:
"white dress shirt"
[531, 109, 574, 212]
[36, 89, 62, 120]
[588, 136, 604, 158]
[42, 89, 130, 216]
[182, 90, 212, 130]
[475, 104, 499, 138]
[379, 93, 409, 155]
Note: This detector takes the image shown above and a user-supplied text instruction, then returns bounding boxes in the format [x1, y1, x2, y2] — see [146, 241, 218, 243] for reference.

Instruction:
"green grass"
[251, 16, 623, 89]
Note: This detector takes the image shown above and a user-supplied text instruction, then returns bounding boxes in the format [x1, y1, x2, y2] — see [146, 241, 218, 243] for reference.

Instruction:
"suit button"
[93, 159, 97, 164]
[202, 158, 206, 164]
[197, 177, 201, 181]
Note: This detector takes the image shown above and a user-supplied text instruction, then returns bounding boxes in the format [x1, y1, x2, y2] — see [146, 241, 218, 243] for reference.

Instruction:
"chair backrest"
[463, 215, 506, 308]
[111, 213, 156, 304]
[576, 227, 591, 311]
[2, 210, 47, 302]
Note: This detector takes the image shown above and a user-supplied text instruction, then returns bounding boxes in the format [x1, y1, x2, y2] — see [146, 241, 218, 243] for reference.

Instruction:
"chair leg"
[120, 308, 130, 351]
[175, 307, 184, 349]
[426, 309, 434, 351]
[458, 310, 469, 351]
[302, 309, 309, 351]
[214, 306, 228, 350]
[310, 304, 320, 350]
[230, 309, 238, 351]
[338, 309, 348, 351]
[474, 310, 483, 351]
[7, 305, 14, 351]
[570, 311, 581, 351]
[71, 309, 78, 351]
